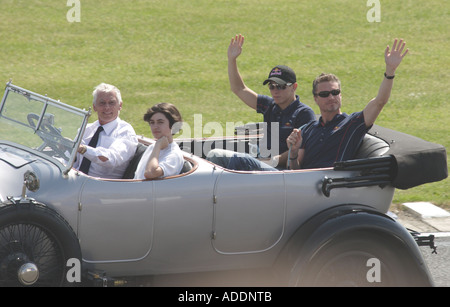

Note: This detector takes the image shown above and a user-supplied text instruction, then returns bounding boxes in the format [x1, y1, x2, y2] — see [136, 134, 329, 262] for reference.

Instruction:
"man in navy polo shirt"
[207, 34, 315, 169]
[257, 66, 315, 155]
[288, 38, 408, 169]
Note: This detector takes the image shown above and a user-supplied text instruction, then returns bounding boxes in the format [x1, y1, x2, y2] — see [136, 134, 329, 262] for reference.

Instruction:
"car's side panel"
[282, 168, 395, 238]
[85, 161, 283, 276]
[212, 170, 285, 254]
[79, 179, 155, 262]
[87, 162, 228, 276]
[147, 165, 221, 272]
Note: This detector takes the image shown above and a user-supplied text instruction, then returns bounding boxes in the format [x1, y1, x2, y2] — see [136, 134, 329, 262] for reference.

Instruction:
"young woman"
[134, 103, 184, 180]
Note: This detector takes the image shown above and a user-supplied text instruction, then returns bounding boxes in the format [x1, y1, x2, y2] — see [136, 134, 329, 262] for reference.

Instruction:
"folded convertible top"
[367, 125, 448, 190]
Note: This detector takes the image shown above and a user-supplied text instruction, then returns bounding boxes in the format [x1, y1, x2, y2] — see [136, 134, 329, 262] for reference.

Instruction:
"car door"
[212, 170, 286, 254]
[78, 179, 154, 262]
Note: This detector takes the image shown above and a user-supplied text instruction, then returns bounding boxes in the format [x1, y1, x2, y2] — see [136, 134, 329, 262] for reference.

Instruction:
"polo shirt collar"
[274, 95, 301, 114]
[318, 113, 347, 127]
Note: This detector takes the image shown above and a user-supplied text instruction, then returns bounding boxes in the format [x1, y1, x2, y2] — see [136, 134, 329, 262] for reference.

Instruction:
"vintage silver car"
[0, 83, 447, 286]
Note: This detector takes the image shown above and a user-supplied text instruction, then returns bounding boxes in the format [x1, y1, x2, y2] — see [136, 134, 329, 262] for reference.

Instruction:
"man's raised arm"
[363, 38, 409, 127]
[228, 34, 258, 110]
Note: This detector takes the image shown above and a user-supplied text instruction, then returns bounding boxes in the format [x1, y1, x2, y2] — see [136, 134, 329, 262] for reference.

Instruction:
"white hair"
[92, 83, 122, 105]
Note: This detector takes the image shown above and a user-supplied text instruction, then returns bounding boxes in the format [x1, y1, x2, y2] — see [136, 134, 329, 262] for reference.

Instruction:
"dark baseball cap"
[262, 65, 296, 85]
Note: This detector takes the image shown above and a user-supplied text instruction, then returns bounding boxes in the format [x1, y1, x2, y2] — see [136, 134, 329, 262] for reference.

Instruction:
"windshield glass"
[0, 83, 90, 171]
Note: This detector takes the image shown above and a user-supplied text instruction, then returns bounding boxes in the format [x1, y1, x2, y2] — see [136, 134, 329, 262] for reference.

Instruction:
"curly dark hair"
[143, 103, 183, 129]
[144, 102, 183, 135]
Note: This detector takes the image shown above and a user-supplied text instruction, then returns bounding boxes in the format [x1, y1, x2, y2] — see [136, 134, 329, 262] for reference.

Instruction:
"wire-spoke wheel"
[0, 202, 81, 287]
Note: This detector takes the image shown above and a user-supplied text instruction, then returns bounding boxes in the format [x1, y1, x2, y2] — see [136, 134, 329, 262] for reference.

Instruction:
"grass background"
[0, 0, 448, 206]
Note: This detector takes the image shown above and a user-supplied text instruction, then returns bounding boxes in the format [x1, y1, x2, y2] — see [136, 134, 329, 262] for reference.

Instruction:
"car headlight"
[24, 171, 40, 193]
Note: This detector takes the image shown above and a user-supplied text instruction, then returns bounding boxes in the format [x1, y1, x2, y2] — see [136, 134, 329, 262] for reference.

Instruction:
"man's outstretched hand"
[228, 34, 245, 61]
[385, 38, 409, 75]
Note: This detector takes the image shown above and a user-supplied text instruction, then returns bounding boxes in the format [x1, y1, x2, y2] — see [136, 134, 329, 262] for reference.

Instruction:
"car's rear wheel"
[0, 202, 81, 286]
[291, 230, 426, 286]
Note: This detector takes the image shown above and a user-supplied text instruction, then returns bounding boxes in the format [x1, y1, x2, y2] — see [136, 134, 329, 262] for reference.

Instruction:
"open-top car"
[0, 83, 447, 286]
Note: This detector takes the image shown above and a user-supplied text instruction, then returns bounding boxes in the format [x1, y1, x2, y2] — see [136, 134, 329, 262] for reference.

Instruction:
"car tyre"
[0, 202, 81, 287]
[290, 229, 428, 286]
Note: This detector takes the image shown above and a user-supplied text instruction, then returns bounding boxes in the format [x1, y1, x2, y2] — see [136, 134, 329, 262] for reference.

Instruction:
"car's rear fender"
[275, 204, 433, 285]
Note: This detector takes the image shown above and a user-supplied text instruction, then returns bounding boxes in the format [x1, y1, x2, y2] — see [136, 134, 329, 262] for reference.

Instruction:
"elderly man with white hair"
[73, 83, 138, 179]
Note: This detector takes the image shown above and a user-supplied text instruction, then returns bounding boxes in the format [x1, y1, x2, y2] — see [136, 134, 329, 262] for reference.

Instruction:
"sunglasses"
[268, 83, 292, 90]
[316, 89, 341, 97]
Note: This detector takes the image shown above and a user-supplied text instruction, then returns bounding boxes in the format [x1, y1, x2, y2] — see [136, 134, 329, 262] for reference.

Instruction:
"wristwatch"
[384, 72, 395, 79]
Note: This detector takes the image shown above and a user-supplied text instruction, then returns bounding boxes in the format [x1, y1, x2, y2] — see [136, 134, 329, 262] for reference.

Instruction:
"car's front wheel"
[0, 202, 81, 286]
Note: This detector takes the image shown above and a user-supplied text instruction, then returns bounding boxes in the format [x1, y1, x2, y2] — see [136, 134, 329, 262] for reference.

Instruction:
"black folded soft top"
[366, 124, 448, 190]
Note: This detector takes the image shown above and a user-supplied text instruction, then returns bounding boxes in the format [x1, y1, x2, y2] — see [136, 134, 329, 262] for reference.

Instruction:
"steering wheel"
[27, 113, 73, 158]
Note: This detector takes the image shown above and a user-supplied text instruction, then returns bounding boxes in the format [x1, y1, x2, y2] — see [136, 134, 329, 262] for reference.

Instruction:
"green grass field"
[1, 0, 448, 206]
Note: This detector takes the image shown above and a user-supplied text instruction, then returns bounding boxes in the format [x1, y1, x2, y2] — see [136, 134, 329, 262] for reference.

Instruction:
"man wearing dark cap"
[227, 34, 315, 156]
[207, 34, 315, 169]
